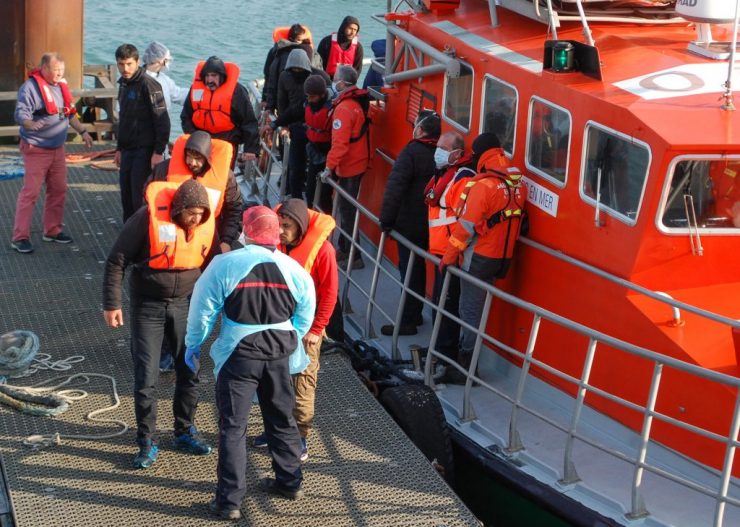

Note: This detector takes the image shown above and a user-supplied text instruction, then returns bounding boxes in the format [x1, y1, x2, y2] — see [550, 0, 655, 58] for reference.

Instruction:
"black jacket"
[102, 207, 201, 309]
[116, 67, 170, 154]
[263, 41, 316, 112]
[379, 139, 437, 245]
[181, 82, 259, 155]
[150, 160, 243, 246]
[274, 68, 330, 128]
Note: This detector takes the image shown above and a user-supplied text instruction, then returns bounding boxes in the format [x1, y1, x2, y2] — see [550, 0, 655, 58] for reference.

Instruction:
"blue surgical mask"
[331, 81, 341, 94]
[434, 147, 450, 169]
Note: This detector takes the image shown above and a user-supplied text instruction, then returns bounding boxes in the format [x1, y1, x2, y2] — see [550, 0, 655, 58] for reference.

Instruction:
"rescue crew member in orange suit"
[317, 16, 364, 79]
[181, 56, 259, 169]
[425, 131, 475, 380]
[441, 133, 527, 375]
[379, 110, 441, 336]
[103, 179, 215, 469]
[252, 198, 338, 462]
[149, 131, 244, 373]
[321, 65, 371, 269]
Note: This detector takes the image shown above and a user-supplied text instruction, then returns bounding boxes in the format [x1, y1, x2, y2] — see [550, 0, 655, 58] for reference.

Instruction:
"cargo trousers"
[293, 334, 322, 438]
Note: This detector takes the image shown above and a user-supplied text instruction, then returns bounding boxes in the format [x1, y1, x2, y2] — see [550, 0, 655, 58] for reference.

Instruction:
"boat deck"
[0, 145, 479, 527]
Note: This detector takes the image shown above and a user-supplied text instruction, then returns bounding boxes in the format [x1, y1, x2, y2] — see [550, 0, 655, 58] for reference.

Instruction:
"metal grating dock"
[0, 145, 479, 526]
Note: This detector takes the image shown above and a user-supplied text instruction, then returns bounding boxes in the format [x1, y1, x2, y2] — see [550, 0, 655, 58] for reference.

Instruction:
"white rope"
[10, 353, 86, 378]
[19, 373, 129, 449]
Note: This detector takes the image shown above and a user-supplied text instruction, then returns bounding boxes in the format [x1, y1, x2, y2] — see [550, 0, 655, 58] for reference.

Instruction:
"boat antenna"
[574, 0, 595, 47]
[721, 0, 740, 111]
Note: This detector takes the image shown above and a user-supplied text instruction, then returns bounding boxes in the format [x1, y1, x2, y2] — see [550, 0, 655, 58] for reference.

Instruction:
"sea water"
[84, 0, 386, 135]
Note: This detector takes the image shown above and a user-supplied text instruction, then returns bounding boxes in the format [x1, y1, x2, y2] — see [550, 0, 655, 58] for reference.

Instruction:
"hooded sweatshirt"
[103, 179, 212, 309]
[274, 50, 330, 128]
[277, 199, 338, 336]
[317, 16, 365, 76]
[263, 39, 318, 111]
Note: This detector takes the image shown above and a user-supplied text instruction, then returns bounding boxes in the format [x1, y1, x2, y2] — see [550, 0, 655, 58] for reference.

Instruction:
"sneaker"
[174, 426, 212, 455]
[133, 439, 159, 469]
[259, 477, 304, 500]
[10, 239, 33, 253]
[380, 323, 418, 336]
[300, 438, 308, 462]
[42, 231, 73, 244]
[208, 499, 242, 521]
[159, 353, 174, 373]
[252, 433, 268, 448]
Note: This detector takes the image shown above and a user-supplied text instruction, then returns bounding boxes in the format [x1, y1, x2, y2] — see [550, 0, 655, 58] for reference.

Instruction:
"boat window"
[443, 62, 473, 131]
[526, 98, 570, 184]
[481, 76, 517, 156]
[581, 124, 650, 223]
[662, 158, 740, 230]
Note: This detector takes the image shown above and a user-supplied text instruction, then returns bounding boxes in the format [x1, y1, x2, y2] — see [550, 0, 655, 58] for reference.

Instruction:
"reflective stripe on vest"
[189, 62, 240, 133]
[166, 134, 233, 218]
[145, 181, 215, 270]
[326, 33, 358, 77]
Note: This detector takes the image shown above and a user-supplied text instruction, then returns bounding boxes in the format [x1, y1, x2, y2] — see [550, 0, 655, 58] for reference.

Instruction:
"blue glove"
[184, 346, 201, 373]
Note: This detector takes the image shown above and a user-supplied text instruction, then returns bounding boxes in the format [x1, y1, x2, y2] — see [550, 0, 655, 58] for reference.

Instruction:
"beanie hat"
[243, 205, 280, 246]
[170, 179, 211, 225]
[201, 56, 227, 80]
[277, 198, 309, 240]
[472, 132, 501, 156]
[304, 74, 328, 96]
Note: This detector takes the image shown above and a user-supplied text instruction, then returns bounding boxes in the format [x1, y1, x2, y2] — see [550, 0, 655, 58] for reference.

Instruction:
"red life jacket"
[166, 134, 233, 218]
[278, 209, 335, 271]
[326, 33, 358, 77]
[28, 70, 77, 118]
[145, 181, 215, 270]
[304, 99, 332, 144]
[189, 61, 240, 133]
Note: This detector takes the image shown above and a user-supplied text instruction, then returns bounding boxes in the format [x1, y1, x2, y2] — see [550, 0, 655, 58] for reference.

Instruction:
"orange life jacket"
[189, 61, 240, 134]
[427, 163, 475, 256]
[709, 160, 740, 219]
[278, 209, 335, 271]
[166, 134, 233, 218]
[145, 181, 215, 270]
[326, 33, 358, 77]
[272, 26, 314, 45]
[29, 69, 77, 118]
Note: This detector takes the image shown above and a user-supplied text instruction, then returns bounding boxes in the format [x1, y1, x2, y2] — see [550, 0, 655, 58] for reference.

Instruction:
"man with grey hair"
[11, 52, 93, 253]
[322, 64, 371, 268]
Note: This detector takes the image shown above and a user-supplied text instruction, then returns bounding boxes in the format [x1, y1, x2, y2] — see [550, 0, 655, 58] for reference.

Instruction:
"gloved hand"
[438, 260, 448, 276]
[380, 222, 393, 234]
[319, 168, 332, 183]
[184, 346, 201, 373]
[440, 251, 459, 275]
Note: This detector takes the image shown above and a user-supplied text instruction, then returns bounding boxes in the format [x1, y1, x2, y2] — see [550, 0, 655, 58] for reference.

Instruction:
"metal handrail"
[316, 174, 740, 525]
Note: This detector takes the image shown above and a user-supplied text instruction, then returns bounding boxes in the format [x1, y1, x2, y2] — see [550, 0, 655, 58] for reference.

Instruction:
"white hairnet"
[142, 41, 171, 65]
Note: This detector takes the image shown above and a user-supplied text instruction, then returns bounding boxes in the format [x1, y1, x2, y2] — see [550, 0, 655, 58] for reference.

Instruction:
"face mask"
[434, 147, 450, 169]
[331, 81, 341, 94]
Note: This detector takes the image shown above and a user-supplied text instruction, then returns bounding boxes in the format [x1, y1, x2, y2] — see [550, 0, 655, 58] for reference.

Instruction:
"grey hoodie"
[285, 49, 312, 73]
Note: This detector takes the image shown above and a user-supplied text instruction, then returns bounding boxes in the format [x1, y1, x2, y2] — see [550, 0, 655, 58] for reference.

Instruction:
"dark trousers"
[286, 124, 308, 199]
[306, 162, 333, 213]
[335, 173, 363, 255]
[119, 147, 153, 222]
[215, 352, 303, 511]
[397, 241, 427, 325]
[130, 293, 199, 441]
[432, 268, 461, 360]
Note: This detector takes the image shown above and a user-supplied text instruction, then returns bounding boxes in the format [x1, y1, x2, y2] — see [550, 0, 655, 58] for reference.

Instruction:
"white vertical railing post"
[506, 313, 541, 454]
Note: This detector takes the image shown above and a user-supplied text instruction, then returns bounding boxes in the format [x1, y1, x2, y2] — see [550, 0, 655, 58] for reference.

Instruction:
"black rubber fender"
[380, 384, 455, 483]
